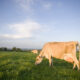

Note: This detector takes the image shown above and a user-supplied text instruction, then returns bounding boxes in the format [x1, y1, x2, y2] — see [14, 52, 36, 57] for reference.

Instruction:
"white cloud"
[43, 2, 52, 10]
[15, 0, 52, 11]
[1, 20, 41, 39]
[15, 0, 35, 11]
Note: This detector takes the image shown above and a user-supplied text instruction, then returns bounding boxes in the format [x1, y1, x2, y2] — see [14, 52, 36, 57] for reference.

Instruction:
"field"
[0, 51, 80, 80]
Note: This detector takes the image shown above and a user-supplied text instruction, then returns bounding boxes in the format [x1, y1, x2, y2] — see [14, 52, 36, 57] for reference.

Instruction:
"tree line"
[0, 47, 23, 52]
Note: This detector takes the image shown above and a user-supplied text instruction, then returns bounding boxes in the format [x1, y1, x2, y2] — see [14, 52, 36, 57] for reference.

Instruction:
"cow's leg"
[49, 56, 53, 66]
[51, 57, 53, 66]
[72, 48, 79, 70]
[49, 56, 52, 66]
[73, 57, 79, 70]
[73, 63, 76, 69]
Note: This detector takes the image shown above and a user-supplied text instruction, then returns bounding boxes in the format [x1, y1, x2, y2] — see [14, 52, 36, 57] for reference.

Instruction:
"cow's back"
[42, 42, 77, 59]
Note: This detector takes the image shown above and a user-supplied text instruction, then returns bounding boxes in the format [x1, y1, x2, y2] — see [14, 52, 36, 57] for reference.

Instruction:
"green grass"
[0, 51, 80, 80]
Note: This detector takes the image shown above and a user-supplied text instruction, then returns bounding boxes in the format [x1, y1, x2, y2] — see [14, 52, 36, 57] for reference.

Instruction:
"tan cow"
[35, 41, 80, 70]
[31, 50, 38, 54]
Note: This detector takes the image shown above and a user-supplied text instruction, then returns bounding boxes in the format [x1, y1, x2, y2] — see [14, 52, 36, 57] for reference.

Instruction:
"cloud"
[43, 2, 52, 10]
[15, 0, 35, 12]
[15, 0, 52, 12]
[1, 20, 41, 39]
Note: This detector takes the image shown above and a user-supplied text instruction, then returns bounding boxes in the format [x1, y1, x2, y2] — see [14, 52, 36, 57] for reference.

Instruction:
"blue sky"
[0, 0, 80, 49]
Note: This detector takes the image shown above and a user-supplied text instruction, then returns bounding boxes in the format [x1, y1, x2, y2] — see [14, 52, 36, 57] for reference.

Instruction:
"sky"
[0, 0, 80, 49]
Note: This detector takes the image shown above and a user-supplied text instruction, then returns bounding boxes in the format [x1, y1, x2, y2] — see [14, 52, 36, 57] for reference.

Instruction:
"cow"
[31, 50, 38, 54]
[35, 41, 80, 70]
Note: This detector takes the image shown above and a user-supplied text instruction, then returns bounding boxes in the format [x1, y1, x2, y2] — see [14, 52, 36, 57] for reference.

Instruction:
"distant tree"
[16, 48, 22, 52]
[0, 47, 8, 51]
[0, 48, 2, 51]
[3, 47, 8, 51]
[12, 47, 17, 51]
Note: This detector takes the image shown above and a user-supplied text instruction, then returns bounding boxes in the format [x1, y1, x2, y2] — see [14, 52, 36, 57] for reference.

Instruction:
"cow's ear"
[39, 56, 41, 58]
[39, 56, 43, 58]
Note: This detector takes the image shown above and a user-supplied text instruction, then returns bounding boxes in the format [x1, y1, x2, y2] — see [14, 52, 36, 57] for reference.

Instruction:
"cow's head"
[35, 56, 43, 65]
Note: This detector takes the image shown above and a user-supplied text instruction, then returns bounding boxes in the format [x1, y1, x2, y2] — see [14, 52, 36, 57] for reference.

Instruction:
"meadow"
[0, 51, 80, 80]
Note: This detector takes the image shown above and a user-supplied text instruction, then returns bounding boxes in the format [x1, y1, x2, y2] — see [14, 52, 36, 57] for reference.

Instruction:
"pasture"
[0, 51, 80, 80]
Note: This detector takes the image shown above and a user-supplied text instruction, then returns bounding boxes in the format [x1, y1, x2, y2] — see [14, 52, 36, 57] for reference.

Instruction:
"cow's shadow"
[18, 58, 79, 80]
[37, 58, 77, 70]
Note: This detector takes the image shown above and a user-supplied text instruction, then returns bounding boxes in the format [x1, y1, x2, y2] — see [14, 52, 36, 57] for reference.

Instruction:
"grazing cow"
[35, 41, 80, 70]
[31, 50, 38, 54]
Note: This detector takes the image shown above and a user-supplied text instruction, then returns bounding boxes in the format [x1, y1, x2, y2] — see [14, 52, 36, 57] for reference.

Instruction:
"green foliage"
[0, 51, 80, 80]
[12, 47, 22, 52]
[12, 47, 17, 51]
[0, 47, 8, 51]
[16, 48, 22, 52]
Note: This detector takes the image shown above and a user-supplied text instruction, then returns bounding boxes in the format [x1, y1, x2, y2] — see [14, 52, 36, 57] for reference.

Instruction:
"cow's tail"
[78, 42, 80, 69]
[79, 43, 80, 69]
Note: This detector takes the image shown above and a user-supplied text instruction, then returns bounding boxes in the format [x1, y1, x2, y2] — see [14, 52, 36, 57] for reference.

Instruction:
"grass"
[0, 51, 80, 80]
